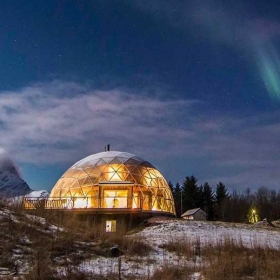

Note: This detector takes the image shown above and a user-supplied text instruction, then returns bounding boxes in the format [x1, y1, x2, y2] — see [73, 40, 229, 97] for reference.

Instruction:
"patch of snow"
[136, 220, 280, 249]
[190, 272, 203, 280]
[25, 190, 49, 199]
[0, 208, 20, 223]
[24, 213, 64, 232]
[78, 220, 280, 278]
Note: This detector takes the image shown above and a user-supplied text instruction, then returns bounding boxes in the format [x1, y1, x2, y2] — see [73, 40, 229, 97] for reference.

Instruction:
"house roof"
[181, 208, 204, 217]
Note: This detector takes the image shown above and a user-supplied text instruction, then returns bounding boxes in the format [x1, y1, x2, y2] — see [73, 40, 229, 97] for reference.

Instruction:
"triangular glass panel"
[98, 173, 107, 182]
[89, 169, 101, 177]
[95, 159, 107, 166]
[126, 165, 138, 174]
[83, 167, 94, 175]
[68, 178, 77, 187]
[124, 173, 135, 182]
[117, 171, 128, 181]
[142, 177, 150, 186]
[81, 176, 93, 187]
[95, 164, 107, 173]
[62, 190, 72, 198]
[109, 157, 122, 164]
[89, 158, 103, 167]
[139, 161, 154, 168]
[107, 164, 120, 172]
[149, 178, 157, 187]
[124, 158, 140, 166]
[78, 170, 88, 179]
[102, 157, 114, 164]
[78, 176, 90, 188]
[71, 169, 82, 178]
[64, 169, 76, 177]
[131, 156, 143, 162]
[108, 172, 121, 181]
[90, 176, 99, 184]
[117, 157, 131, 163]
[147, 168, 157, 178]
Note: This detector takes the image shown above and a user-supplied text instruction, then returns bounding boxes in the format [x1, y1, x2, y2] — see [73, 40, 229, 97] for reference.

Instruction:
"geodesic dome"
[48, 151, 175, 215]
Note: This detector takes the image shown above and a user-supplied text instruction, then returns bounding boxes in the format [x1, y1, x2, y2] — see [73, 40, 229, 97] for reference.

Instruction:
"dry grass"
[1, 199, 280, 280]
[151, 235, 280, 280]
[202, 238, 280, 280]
[148, 265, 196, 280]
[159, 237, 194, 258]
[0, 202, 154, 279]
[100, 234, 153, 256]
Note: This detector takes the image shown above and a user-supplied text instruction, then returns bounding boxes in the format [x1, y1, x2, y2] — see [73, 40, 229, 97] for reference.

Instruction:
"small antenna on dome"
[105, 144, 110, 151]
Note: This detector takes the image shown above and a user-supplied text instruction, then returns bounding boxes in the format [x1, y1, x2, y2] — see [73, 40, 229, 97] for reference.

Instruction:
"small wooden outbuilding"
[181, 208, 206, 221]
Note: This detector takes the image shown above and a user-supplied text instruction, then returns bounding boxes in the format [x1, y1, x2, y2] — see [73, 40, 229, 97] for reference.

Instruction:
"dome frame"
[47, 151, 175, 216]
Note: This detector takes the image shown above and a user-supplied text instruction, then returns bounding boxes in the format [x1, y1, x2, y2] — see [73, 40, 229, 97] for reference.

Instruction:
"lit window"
[73, 198, 87, 208]
[132, 193, 139, 208]
[106, 220, 117, 232]
[103, 190, 128, 208]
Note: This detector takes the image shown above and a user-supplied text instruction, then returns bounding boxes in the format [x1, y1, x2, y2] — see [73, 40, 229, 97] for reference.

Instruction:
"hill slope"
[0, 206, 280, 279]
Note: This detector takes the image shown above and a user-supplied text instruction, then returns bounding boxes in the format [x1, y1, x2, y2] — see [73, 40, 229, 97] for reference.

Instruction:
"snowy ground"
[79, 219, 280, 279]
[137, 219, 280, 249]
[1, 207, 280, 279]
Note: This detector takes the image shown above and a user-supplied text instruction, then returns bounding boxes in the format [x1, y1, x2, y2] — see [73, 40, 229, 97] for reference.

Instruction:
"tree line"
[169, 176, 280, 222]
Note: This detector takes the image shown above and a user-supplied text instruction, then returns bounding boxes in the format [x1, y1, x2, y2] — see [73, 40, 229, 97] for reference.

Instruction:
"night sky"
[1, 0, 280, 192]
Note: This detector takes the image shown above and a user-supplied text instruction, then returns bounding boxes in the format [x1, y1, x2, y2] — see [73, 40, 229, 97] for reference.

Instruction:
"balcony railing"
[22, 195, 174, 213]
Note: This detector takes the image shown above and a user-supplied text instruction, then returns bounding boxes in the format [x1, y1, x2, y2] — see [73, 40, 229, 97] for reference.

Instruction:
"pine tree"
[174, 182, 182, 217]
[197, 185, 204, 208]
[168, 181, 175, 195]
[215, 182, 229, 221]
[202, 182, 215, 220]
[182, 176, 200, 213]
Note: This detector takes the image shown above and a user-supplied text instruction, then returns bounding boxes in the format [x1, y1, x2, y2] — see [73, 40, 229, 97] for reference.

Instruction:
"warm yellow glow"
[248, 207, 259, 223]
[103, 190, 128, 208]
[60, 199, 72, 209]
[47, 152, 176, 215]
[108, 164, 123, 181]
[152, 204, 161, 211]
[142, 168, 157, 186]
[74, 198, 88, 208]
[142, 193, 151, 210]
[132, 194, 138, 208]
[24, 200, 35, 209]
[106, 220, 117, 232]
[152, 196, 161, 211]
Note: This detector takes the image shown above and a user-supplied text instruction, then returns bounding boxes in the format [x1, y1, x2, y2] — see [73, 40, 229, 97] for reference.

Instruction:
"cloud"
[0, 80, 195, 163]
[0, 80, 279, 190]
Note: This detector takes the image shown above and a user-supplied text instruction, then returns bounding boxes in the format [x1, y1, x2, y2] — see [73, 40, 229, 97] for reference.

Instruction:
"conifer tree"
[174, 182, 182, 217]
[168, 181, 174, 195]
[182, 176, 200, 213]
[202, 182, 215, 220]
[215, 182, 229, 221]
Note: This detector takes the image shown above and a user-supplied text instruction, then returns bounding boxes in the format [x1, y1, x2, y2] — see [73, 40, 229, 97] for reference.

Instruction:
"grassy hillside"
[1, 200, 280, 279]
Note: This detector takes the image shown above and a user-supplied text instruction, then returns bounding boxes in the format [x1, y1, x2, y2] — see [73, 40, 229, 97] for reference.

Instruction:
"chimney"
[105, 144, 110, 151]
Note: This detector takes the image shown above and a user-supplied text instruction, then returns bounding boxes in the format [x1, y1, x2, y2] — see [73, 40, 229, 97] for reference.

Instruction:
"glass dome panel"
[49, 151, 175, 215]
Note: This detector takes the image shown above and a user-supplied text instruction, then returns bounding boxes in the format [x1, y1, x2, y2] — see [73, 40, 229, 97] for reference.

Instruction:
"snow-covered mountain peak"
[0, 170, 32, 198]
[0, 148, 49, 199]
[26, 190, 49, 199]
[0, 149, 20, 177]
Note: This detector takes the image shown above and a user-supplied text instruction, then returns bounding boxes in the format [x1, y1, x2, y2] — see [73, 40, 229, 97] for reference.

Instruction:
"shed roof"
[181, 208, 204, 217]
